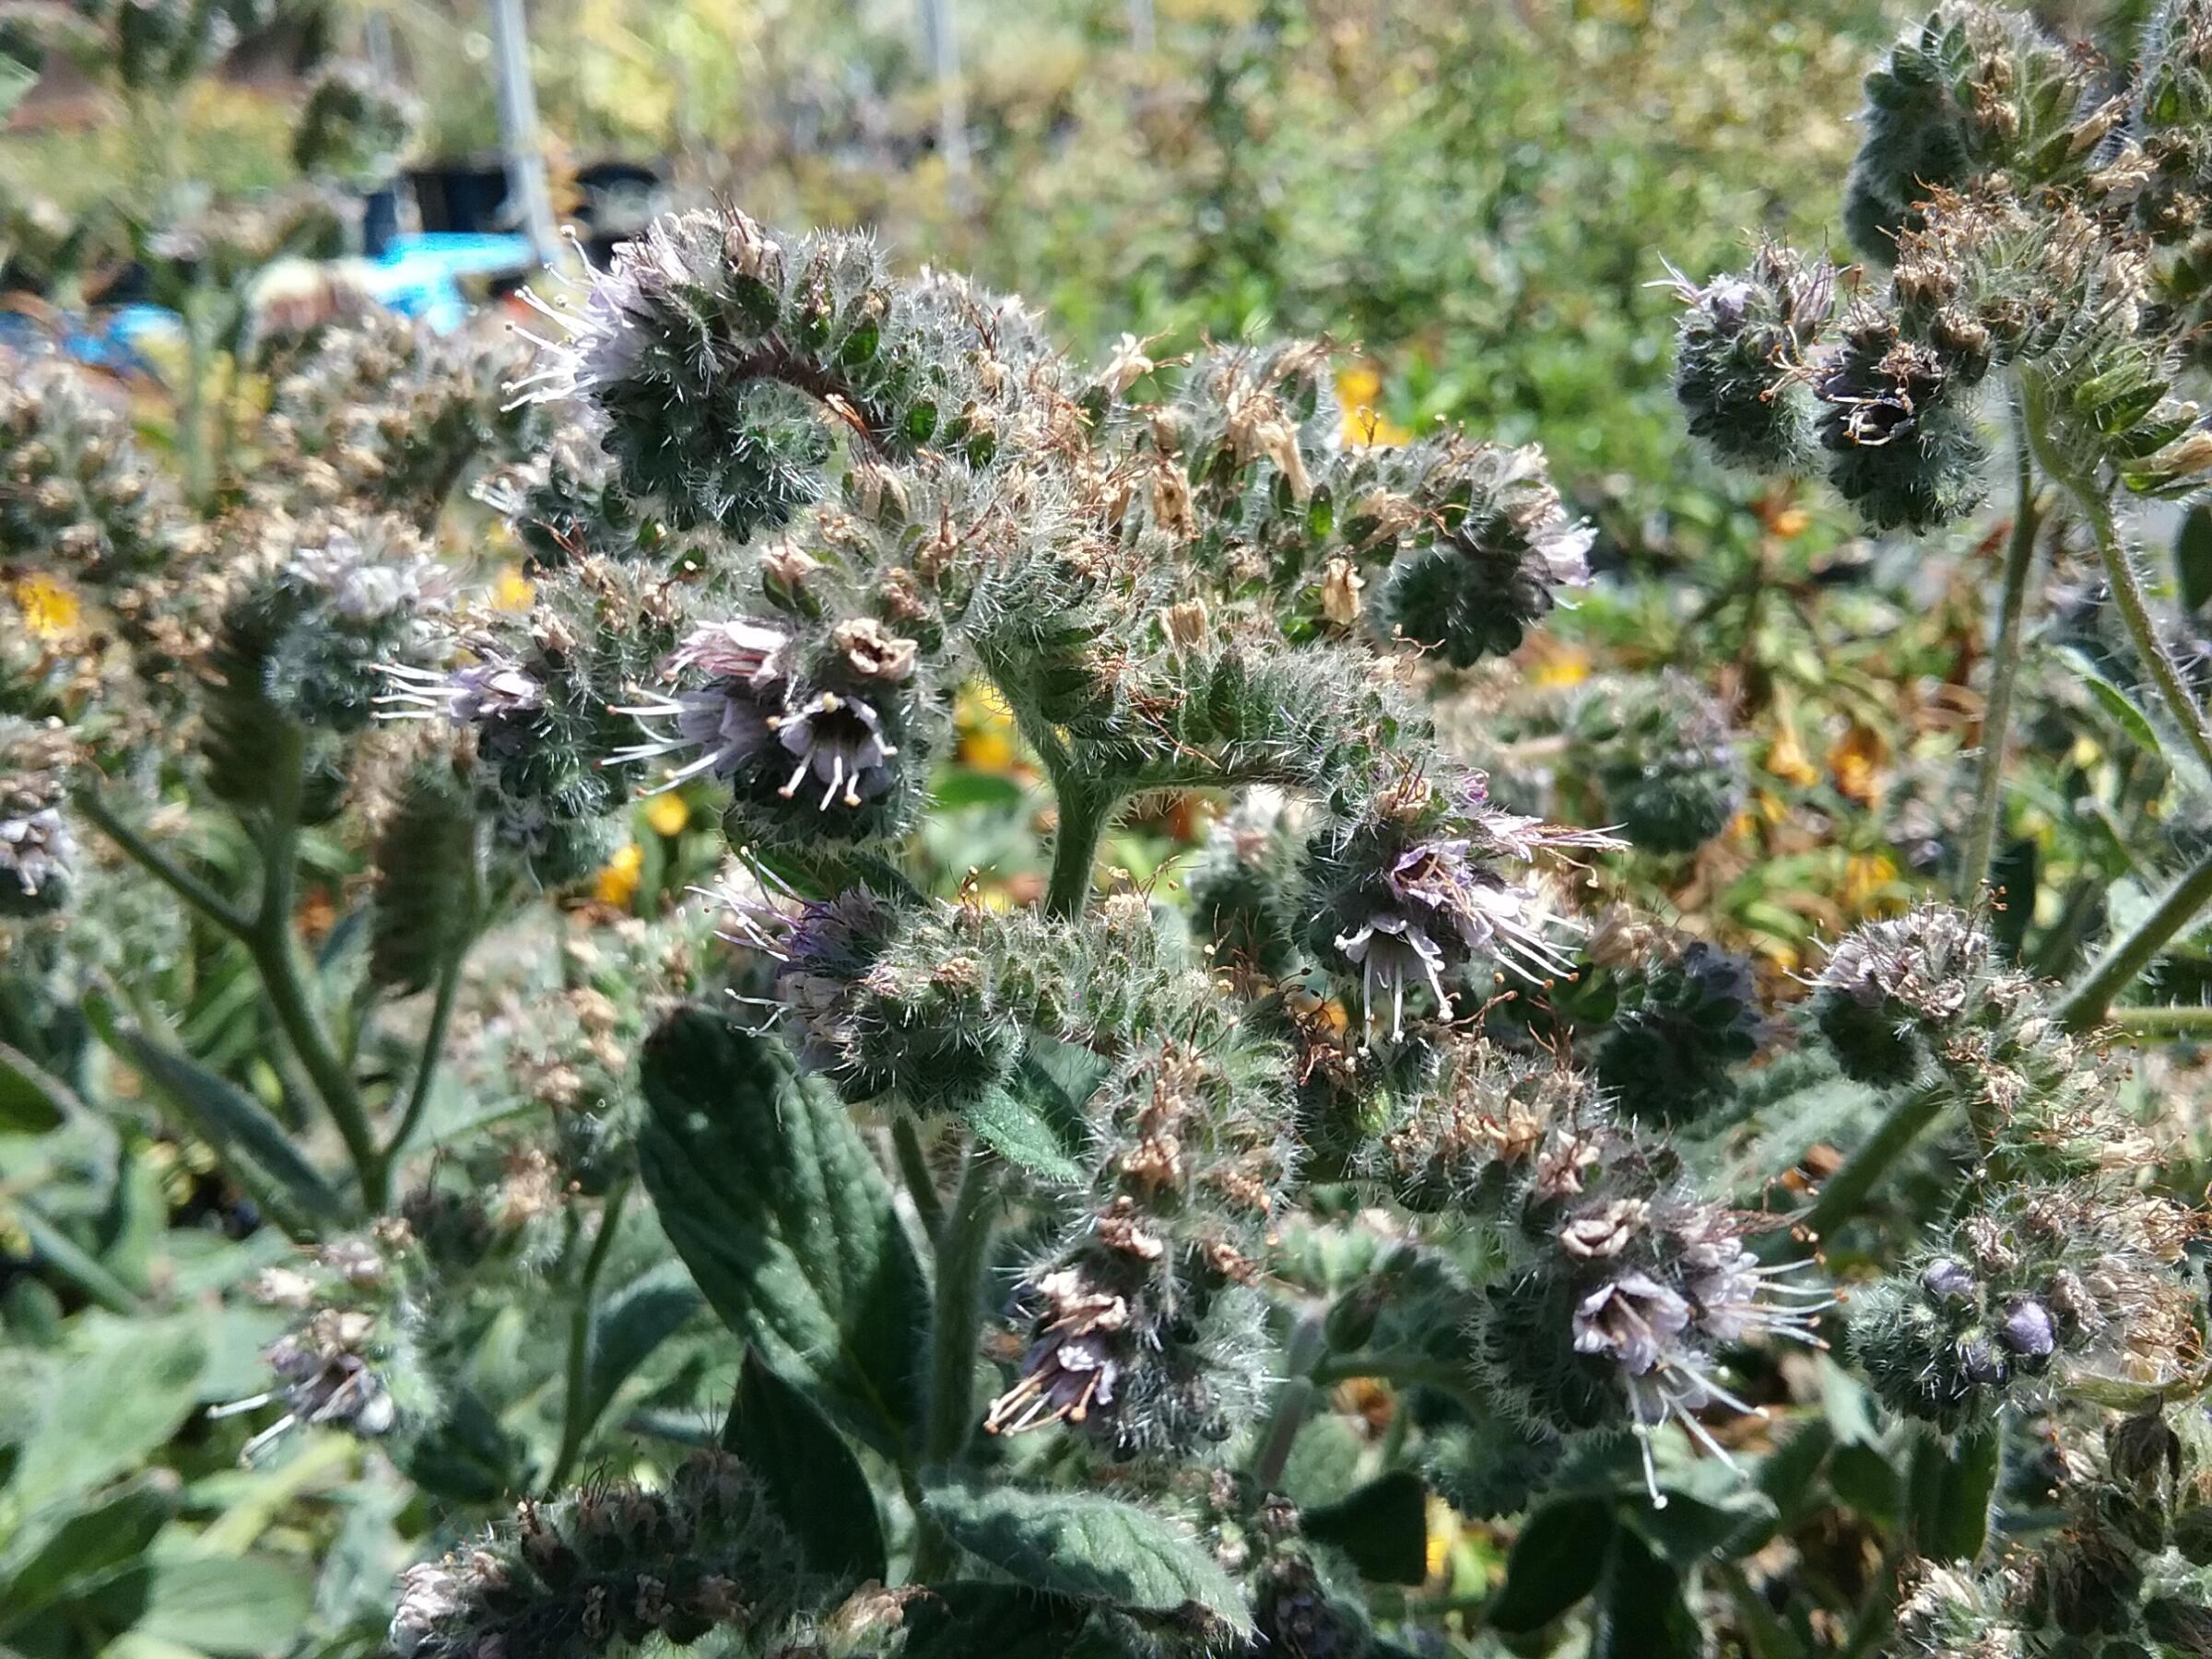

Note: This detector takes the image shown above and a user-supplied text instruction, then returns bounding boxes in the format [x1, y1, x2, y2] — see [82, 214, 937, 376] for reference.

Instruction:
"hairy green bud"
[1668, 244, 1836, 473]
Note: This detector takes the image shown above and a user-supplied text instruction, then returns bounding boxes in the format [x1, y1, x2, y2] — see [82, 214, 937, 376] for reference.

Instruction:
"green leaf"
[88, 1551, 312, 1654]
[1590, 1526, 1701, 1659]
[923, 1480, 1251, 1631]
[2178, 504, 2212, 614]
[0, 53, 37, 124]
[963, 1084, 1083, 1183]
[577, 1260, 702, 1449]
[1301, 1471, 1429, 1585]
[1912, 1422, 2001, 1562]
[5, 1314, 206, 1517]
[0, 1473, 178, 1631]
[931, 770, 1028, 812]
[0, 1043, 70, 1135]
[112, 1028, 346, 1224]
[899, 1583, 1094, 1657]
[2056, 645, 2164, 762]
[722, 1347, 887, 1588]
[639, 1007, 927, 1458]
[1485, 1497, 1613, 1634]
[1828, 1441, 1903, 1528]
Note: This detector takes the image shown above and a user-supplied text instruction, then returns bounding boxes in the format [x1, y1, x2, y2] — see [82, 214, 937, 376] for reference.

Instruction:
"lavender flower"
[1333, 834, 1589, 1041]
[376, 655, 545, 726]
[1567, 1209, 1833, 1504]
[0, 804, 71, 912]
[766, 689, 900, 810]
[985, 1267, 1132, 1436]
[504, 222, 693, 413]
[607, 620, 790, 791]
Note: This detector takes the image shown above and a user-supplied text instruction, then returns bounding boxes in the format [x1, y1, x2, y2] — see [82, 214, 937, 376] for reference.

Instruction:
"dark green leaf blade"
[1591, 1525, 1701, 1659]
[1301, 1470, 1430, 1585]
[1485, 1496, 1613, 1634]
[0, 1041, 71, 1134]
[639, 1007, 927, 1457]
[964, 1084, 1083, 1183]
[723, 1347, 887, 1588]
[578, 1259, 702, 1449]
[113, 1027, 345, 1221]
[923, 1479, 1251, 1631]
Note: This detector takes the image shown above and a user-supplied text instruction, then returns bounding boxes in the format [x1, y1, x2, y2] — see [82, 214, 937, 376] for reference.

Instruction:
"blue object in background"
[357, 231, 539, 334]
[5, 229, 542, 382]
[0, 302, 177, 376]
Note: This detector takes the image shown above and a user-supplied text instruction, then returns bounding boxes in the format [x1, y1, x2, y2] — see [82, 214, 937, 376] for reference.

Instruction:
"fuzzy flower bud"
[388, 1450, 803, 1656]
[1811, 905, 1990, 1084]
[0, 719, 77, 917]
[1668, 244, 1835, 472]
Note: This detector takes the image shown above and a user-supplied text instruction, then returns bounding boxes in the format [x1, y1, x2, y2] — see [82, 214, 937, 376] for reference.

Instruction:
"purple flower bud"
[1921, 1257, 1977, 1305]
[1958, 1335, 2010, 1388]
[1998, 1297, 2056, 1360]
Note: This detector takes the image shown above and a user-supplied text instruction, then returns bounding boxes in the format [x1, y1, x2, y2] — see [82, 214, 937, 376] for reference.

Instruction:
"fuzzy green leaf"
[1301, 1470, 1430, 1585]
[899, 1583, 1094, 1657]
[1591, 1526, 1701, 1659]
[0, 1473, 178, 1632]
[6, 1314, 207, 1516]
[963, 1083, 1083, 1184]
[1912, 1422, 2001, 1562]
[2056, 645, 2164, 763]
[639, 1007, 927, 1457]
[722, 1347, 887, 1587]
[113, 1027, 346, 1224]
[0, 1042, 70, 1134]
[923, 1479, 1251, 1631]
[1484, 1496, 1614, 1634]
[88, 1551, 313, 1654]
[577, 1259, 702, 1451]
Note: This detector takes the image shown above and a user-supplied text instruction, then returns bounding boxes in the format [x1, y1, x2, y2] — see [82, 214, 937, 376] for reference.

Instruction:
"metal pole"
[916, 0, 971, 199]
[487, 0, 559, 266]
[1126, 0, 1154, 53]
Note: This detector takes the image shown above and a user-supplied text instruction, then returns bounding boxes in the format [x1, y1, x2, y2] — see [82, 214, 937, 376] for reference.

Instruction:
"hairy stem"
[2023, 381, 2212, 780]
[891, 1115, 946, 1243]
[252, 730, 382, 1207]
[551, 1180, 631, 1488]
[376, 941, 469, 1189]
[76, 792, 253, 938]
[2056, 848, 2212, 1030]
[1044, 780, 1116, 919]
[2111, 1003, 2212, 1032]
[1958, 418, 2042, 902]
[923, 1143, 998, 1469]
[911, 1143, 998, 1583]
[1770, 1079, 1951, 1257]
[1251, 1308, 1328, 1492]
[12, 1197, 147, 1314]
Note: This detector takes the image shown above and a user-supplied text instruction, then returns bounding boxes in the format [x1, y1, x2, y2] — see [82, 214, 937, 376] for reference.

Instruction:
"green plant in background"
[9, 4, 2212, 1659]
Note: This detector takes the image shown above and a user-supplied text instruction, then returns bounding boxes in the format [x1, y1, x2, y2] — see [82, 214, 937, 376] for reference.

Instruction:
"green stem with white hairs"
[1957, 410, 2042, 902]
[2057, 849, 2212, 1031]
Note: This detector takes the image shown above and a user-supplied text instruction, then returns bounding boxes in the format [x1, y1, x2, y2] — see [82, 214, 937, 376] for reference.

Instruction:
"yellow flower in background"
[490, 564, 536, 611]
[1424, 1495, 1457, 1583]
[1826, 723, 1888, 806]
[1525, 640, 1592, 688]
[1335, 362, 1412, 447]
[957, 679, 1022, 774]
[644, 793, 690, 838]
[12, 573, 82, 641]
[594, 841, 643, 907]
[1841, 849, 1900, 915]
[1764, 723, 1820, 787]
